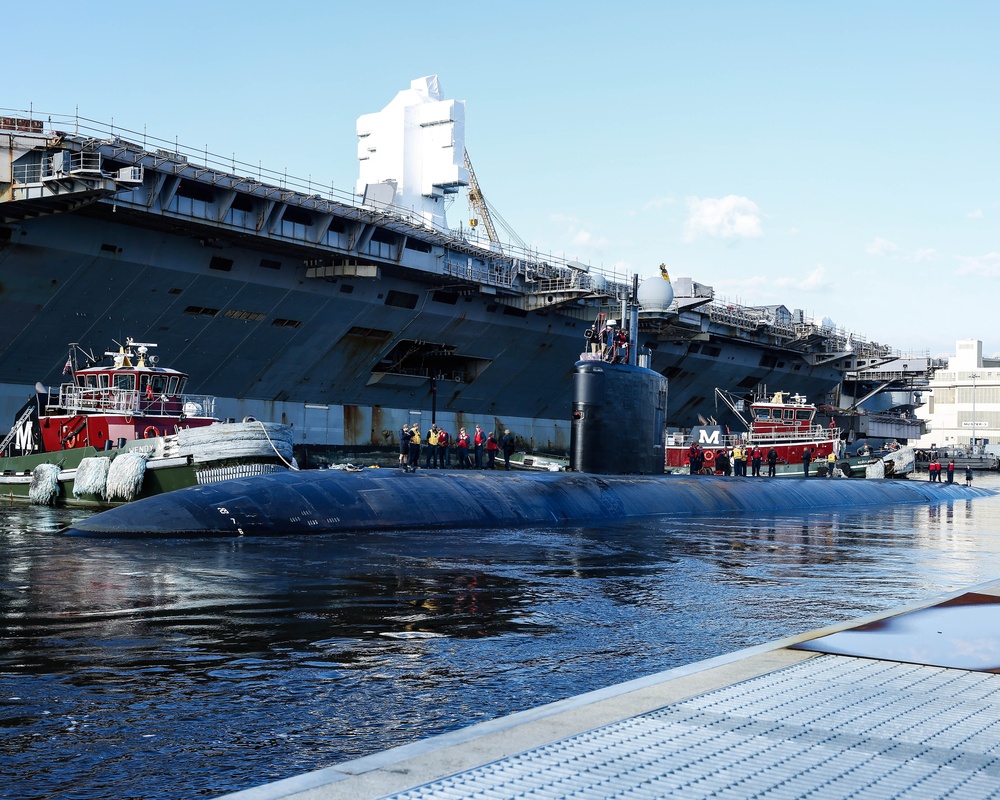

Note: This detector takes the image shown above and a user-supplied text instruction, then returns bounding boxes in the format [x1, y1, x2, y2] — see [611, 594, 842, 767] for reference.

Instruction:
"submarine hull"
[64, 470, 989, 538]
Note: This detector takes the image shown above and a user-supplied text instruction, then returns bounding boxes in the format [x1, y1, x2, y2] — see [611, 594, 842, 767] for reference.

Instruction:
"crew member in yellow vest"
[407, 425, 421, 472]
[426, 425, 440, 468]
[826, 451, 836, 477]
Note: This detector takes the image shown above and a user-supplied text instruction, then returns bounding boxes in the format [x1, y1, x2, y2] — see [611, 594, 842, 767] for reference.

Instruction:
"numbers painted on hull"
[215, 506, 244, 535]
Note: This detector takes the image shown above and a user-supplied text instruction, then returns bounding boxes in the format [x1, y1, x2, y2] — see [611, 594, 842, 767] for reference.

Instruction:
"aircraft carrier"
[0, 77, 896, 456]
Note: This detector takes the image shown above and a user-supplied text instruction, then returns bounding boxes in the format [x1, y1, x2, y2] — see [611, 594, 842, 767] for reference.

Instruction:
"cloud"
[774, 263, 829, 292]
[866, 237, 900, 256]
[955, 252, 1000, 277]
[866, 238, 936, 262]
[967, 208, 983, 218]
[571, 229, 609, 249]
[683, 195, 762, 242]
[714, 264, 830, 298]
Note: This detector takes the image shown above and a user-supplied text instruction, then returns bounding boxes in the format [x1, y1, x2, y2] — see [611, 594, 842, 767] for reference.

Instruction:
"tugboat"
[0, 338, 295, 506]
[664, 390, 914, 478]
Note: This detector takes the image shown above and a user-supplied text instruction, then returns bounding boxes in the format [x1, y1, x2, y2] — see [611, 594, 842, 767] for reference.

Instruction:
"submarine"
[63, 285, 992, 538]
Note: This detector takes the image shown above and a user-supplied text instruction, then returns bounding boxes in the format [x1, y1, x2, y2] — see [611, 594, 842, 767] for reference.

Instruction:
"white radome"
[637, 275, 675, 312]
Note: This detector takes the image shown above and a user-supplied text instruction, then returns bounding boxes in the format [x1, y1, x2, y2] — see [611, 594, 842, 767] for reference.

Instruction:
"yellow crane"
[463, 150, 528, 251]
[464, 149, 499, 243]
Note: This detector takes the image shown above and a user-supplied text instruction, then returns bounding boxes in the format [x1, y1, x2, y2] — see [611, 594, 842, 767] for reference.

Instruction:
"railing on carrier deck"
[57, 385, 216, 418]
[12, 151, 104, 184]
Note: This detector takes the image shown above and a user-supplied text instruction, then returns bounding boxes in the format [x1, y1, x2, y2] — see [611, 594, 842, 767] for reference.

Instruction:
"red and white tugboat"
[664, 390, 908, 478]
[0, 338, 295, 506]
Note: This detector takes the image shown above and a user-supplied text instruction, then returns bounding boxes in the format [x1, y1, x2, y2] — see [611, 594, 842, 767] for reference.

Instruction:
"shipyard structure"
[916, 339, 1000, 457]
[0, 78, 897, 459]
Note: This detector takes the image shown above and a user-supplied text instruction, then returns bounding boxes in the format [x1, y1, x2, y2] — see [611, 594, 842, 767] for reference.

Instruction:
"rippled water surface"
[3, 475, 1000, 799]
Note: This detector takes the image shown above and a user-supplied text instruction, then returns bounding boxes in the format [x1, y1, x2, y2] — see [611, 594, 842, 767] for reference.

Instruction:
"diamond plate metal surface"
[386, 655, 1000, 799]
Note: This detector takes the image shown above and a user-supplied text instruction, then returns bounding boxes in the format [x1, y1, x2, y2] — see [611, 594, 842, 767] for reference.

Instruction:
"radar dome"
[637, 274, 675, 312]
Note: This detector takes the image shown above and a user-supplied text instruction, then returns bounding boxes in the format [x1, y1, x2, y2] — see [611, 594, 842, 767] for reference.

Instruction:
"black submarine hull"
[64, 470, 990, 538]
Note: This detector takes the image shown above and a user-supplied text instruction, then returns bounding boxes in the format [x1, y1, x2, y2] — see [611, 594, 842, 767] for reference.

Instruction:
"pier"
[218, 579, 1000, 800]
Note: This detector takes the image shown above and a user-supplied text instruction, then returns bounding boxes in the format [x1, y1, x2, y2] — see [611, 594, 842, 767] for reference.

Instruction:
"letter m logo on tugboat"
[693, 426, 723, 446]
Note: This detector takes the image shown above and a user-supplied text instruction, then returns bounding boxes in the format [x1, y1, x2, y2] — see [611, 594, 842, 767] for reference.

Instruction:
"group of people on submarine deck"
[686, 442, 838, 478]
[398, 422, 517, 472]
[925, 457, 974, 486]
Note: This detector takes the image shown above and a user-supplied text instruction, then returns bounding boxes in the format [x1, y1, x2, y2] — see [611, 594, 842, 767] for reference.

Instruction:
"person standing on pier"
[716, 449, 731, 476]
[801, 447, 812, 477]
[407, 425, 421, 472]
[947, 460, 955, 484]
[474, 424, 485, 469]
[766, 446, 778, 477]
[966, 465, 974, 486]
[750, 446, 763, 477]
[826, 451, 836, 477]
[457, 427, 471, 468]
[687, 442, 703, 474]
[501, 429, 515, 470]
[437, 427, 450, 468]
[426, 425, 439, 469]
[399, 423, 412, 470]
[486, 431, 499, 469]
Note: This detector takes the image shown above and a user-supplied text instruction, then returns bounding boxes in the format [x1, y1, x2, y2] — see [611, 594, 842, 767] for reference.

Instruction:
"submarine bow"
[63, 470, 991, 538]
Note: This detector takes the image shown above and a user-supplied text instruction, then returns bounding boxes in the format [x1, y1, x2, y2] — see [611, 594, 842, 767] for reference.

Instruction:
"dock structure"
[217, 579, 1000, 800]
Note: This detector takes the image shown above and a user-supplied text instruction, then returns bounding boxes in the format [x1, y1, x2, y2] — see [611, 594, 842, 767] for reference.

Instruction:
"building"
[916, 340, 1000, 451]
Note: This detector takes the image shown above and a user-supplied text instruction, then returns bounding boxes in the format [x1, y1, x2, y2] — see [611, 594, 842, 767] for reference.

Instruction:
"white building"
[916, 339, 1000, 451]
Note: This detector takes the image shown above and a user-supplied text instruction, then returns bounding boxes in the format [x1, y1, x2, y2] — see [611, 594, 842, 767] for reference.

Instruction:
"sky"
[7, 1, 998, 359]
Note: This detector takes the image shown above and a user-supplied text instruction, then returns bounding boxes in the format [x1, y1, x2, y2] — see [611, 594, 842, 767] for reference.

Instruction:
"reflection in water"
[2, 475, 1000, 800]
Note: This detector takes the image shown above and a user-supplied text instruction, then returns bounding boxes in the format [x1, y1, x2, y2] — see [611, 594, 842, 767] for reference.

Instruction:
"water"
[3, 476, 1000, 800]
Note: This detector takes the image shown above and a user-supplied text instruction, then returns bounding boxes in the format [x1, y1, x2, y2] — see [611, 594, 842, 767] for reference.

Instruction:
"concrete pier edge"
[215, 577, 1000, 800]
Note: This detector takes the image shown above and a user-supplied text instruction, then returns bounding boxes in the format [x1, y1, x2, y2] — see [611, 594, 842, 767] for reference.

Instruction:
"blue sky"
[8, 1, 998, 358]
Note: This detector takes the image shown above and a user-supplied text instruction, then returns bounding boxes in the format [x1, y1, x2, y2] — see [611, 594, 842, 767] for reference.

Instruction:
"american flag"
[62, 358, 72, 375]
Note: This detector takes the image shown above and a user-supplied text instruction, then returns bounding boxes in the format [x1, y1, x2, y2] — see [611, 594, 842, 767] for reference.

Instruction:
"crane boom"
[463, 149, 500, 244]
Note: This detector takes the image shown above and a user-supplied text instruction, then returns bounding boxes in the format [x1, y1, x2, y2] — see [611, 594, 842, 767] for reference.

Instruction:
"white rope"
[74, 457, 111, 498]
[251, 419, 298, 470]
[176, 421, 295, 466]
[28, 463, 61, 506]
[106, 452, 148, 501]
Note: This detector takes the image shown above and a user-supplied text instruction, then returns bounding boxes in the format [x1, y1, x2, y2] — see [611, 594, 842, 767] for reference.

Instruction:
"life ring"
[65, 433, 77, 448]
[242, 416, 257, 423]
[703, 450, 715, 464]
[143, 426, 158, 439]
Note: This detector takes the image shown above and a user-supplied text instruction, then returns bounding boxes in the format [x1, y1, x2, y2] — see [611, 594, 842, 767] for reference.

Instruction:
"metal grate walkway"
[386, 655, 1000, 799]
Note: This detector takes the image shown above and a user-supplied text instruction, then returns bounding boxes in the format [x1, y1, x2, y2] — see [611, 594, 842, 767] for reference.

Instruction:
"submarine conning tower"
[571, 285, 668, 475]
[570, 360, 668, 475]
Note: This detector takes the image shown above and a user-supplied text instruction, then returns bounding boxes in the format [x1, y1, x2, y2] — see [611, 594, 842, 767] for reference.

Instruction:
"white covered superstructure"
[356, 75, 469, 230]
